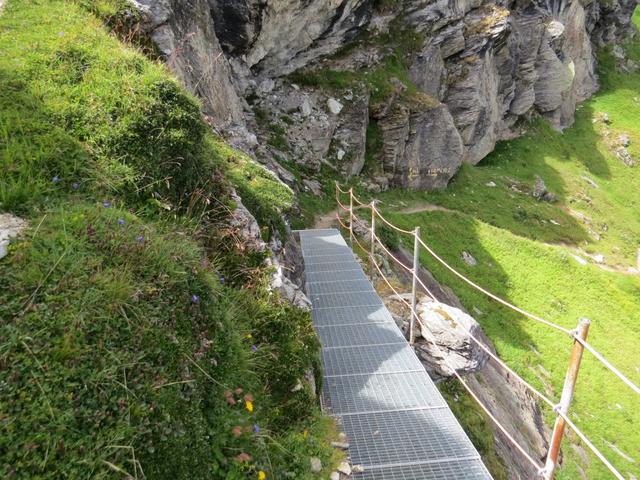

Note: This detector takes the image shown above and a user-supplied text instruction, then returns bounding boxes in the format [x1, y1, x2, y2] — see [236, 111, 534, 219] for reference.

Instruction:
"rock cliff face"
[130, 0, 637, 191]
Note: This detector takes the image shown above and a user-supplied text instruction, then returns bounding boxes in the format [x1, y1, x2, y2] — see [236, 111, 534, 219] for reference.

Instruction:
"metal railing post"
[349, 188, 354, 246]
[543, 318, 591, 479]
[409, 226, 421, 345]
[370, 201, 376, 273]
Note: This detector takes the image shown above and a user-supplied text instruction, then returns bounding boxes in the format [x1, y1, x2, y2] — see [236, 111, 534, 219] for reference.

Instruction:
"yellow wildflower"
[303, 429, 308, 439]
[258, 471, 266, 480]
[245, 400, 254, 412]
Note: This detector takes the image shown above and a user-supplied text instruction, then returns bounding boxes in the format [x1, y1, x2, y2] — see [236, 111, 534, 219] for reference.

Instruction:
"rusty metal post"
[543, 318, 591, 479]
[409, 226, 420, 345]
[370, 201, 376, 273]
[348, 188, 354, 246]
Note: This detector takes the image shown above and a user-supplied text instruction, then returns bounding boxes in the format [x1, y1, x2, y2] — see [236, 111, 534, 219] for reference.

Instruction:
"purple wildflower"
[136, 235, 145, 243]
[102, 201, 111, 208]
[251, 345, 257, 352]
[219, 275, 225, 284]
[71, 182, 80, 190]
[52, 176, 60, 183]
[253, 424, 260, 434]
[117, 218, 125, 226]
[191, 294, 201, 304]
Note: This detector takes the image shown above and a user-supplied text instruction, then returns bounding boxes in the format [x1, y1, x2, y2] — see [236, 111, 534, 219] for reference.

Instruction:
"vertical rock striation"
[129, 0, 638, 191]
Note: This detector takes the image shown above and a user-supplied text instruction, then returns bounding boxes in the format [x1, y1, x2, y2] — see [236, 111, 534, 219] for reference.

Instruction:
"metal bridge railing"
[335, 182, 638, 480]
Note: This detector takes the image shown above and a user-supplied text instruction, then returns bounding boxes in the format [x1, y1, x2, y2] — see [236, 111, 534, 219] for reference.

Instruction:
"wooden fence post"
[543, 318, 591, 479]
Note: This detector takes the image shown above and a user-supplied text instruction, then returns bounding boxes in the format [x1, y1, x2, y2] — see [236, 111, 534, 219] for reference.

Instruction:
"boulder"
[414, 301, 489, 378]
[0, 214, 26, 260]
[229, 190, 266, 252]
[327, 98, 344, 115]
[310, 457, 322, 473]
[378, 101, 463, 189]
[532, 175, 557, 202]
[302, 178, 323, 196]
[461, 251, 477, 266]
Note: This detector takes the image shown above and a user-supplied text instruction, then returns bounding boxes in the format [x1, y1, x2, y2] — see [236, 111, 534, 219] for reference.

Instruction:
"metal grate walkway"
[298, 229, 493, 480]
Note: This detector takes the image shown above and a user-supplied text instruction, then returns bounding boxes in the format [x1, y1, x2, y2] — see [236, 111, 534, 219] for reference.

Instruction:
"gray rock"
[378, 102, 463, 189]
[618, 133, 631, 147]
[330, 472, 340, 480]
[327, 98, 344, 115]
[331, 91, 370, 176]
[257, 78, 275, 94]
[337, 461, 351, 475]
[229, 190, 266, 252]
[612, 44, 626, 61]
[615, 146, 636, 166]
[0, 214, 26, 260]
[299, 98, 312, 116]
[213, 0, 372, 78]
[302, 178, 322, 196]
[414, 301, 489, 378]
[330, 441, 349, 449]
[310, 457, 322, 473]
[533, 175, 556, 202]
[462, 251, 477, 266]
[130, 0, 244, 129]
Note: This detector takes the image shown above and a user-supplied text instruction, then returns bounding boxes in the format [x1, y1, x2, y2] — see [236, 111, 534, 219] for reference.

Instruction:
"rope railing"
[344, 185, 640, 397]
[353, 210, 557, 412]
[338, 211, 546, 475]
[334, 183, 633, 480]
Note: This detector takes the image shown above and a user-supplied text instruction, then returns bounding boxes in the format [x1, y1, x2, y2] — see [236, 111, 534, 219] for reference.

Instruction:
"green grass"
[374, 11, 640, 479]
[288, 18, 430, 107]
[0, 1, 334, 478]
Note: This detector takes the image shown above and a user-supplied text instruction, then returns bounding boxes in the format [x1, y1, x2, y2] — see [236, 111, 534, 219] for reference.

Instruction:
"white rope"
[574, 337, 640, 396]
[336, 189, 640, 477]
[372, 204, 414, 235]
[369, 229, 438, 300]
[336, 214, 545, 474]
[555, 411, 625, 480]
[369, 197, 640, 398]
[365, 215, 558, 410]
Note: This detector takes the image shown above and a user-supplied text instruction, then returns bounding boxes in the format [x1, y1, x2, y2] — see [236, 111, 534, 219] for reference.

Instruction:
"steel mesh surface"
[342, 408, 481, 468]
[311, 304, 395, 327]
[306, 269, 369, 284]
[299, 229, 492, 479]
[307, 279, 374, 296]
[310, 291, 383, 309]
[315, 322, 405, 348]
[301, 244, 353, 256]
[353, 458, 492, 479]
[303, 253, 357, 265]
[321, 371, 447, 414]
[304, 260, 364, 273]
[322, 345, 423, 377]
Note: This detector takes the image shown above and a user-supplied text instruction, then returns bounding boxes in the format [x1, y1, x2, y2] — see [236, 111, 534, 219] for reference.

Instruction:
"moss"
[464, 5, 510, 37]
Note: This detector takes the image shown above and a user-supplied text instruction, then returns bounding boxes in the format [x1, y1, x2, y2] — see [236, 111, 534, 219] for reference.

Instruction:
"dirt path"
[396, 201, 457, 215]
[312, 208, 339, 229]
[544, 241, 639, 275]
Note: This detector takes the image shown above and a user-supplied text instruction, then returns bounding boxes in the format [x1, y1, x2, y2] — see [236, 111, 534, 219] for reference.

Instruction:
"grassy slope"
[376, 12, 640, 480]
[0, 1, 336, 478]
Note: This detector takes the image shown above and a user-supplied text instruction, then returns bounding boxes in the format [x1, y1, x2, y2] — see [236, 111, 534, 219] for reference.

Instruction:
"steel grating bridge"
[298, 229, 493, 480]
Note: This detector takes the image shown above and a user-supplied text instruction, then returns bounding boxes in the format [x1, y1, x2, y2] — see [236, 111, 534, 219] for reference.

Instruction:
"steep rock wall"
[129, 0, 637, 191]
